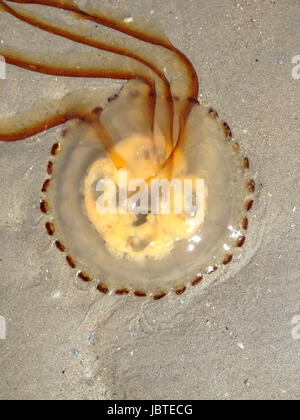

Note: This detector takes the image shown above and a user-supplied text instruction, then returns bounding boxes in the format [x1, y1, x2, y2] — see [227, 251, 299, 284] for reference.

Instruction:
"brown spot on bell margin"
[108, 94, 119, 103]
[134, 290, 147, 297]
[66, 255, 76, 269]
[115, 288, 129, 296]
[208, 108, 219, 119]
[243, 157, 250, 169]
[40, 200, 49, 214]
[47, 161, 54, 175]
[78, 272, 92, 282]
[248, 179, 256, 193]
[207, 265, 218, 274]
[55, 240, 66, 252]
[92, 106, 103, 115]
[223, 254, 233, 265]
[51, 143, 61, 156]
[188, 97, 200, 105]
[153, 291, 167, 301]
[41, 179, 50, 193]
[175, 286, 186, 296]
[242, 217, 249, 230]
[97, 282, 109, 294]
[45, 222, 55, 236]
[245, 199, 254, 211]
[236, 236, 246, 247]
[233, 142, 240, 152]
[191, 275, 203, 286]
[222, 122, 233, 138]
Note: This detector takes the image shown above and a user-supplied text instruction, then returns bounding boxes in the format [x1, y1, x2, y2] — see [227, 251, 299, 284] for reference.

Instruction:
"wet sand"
[0, 0, 299, 400]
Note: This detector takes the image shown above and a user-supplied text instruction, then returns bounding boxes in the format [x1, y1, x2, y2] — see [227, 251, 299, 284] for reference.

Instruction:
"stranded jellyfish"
[0, 0, 255, 299]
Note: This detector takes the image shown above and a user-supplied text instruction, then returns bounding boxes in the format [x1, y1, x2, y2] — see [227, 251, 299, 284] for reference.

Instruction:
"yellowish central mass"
[84, 135, 206, 262]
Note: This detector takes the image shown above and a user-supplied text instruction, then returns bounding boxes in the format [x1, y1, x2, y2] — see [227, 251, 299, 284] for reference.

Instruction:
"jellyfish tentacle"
[6, 0, 199, 149]
[6, 0, 198, 97]
[1, 0, 199, 176]
[0, 0, 174, 153]
[0, 49, 152, 82]
[0, 46, 158, 168]
[0, 85, 129, 166]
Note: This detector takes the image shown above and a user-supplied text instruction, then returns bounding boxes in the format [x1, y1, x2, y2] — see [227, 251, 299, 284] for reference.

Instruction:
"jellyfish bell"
[44, 79, 253, 296]
[0, 0, 256, 299]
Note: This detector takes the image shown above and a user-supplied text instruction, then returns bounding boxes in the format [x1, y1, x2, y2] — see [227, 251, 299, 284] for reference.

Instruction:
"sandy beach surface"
[0, 0, 299, 400]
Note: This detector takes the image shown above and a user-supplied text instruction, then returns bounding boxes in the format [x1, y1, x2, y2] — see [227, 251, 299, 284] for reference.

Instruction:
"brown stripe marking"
[175, 286, 186, 296]
[45, 222, 55, 236]
[55, 240, 66, 252]
[78, 271, 92, 282]
[188, 97, 200, 105]
[236, 236, 246, 247]
[208, 108, 219, 119]
[242, 217, 249, 230]
[97, 282, 109, 294]
[191, 275, 203, 286]
[47, 161, 54, 175]
[245, 200, 254, 211]
[243, 157, 250, 169]
[41, 179, 50, 193]
[233, 142, 240, 152]
[115, 288, 130, 295]
[207, 265, 218, 274]
[92, 106, 103, 116]
[222, 122, 232, 138]
[153, 291, 167, 301]
[40, 200, 49, 214]
[51, 143, 61, 156]
[248, 179, 256, 193]
[108, 94, 119, 103]
[134, 290, 147, 297]
[66, 255, 76, 269]
[223, 254, 233, 265]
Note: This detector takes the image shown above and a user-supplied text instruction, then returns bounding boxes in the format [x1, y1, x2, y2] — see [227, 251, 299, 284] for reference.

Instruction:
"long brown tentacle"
[0, 0, 174, 151]
[0, 49, 159, 167]
[6, 0, 199, 146]
[1, 0, 200, 179]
